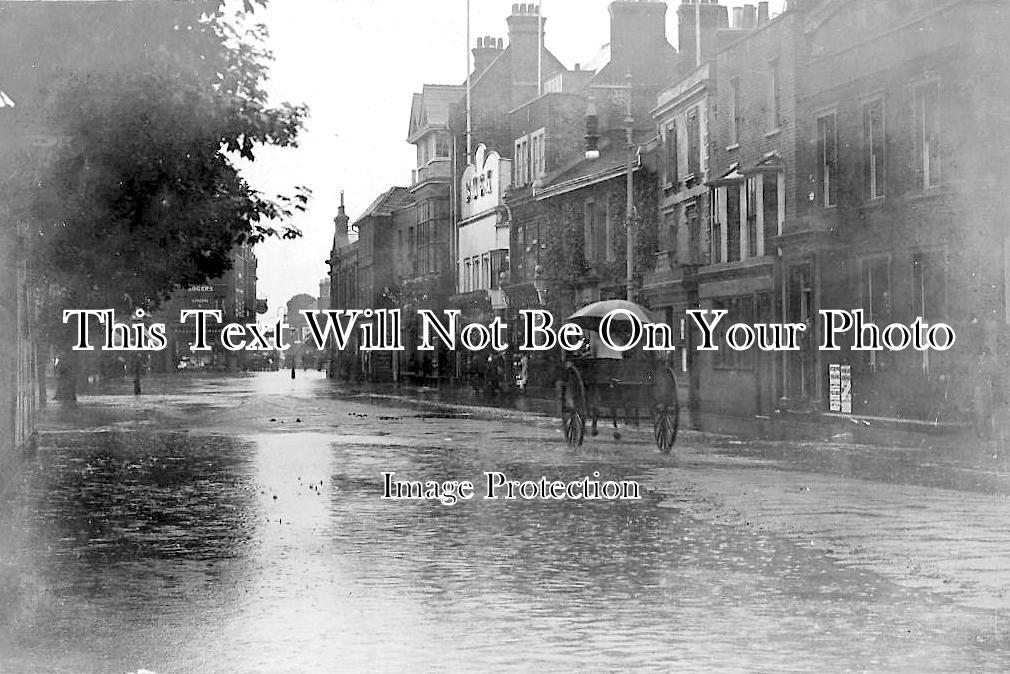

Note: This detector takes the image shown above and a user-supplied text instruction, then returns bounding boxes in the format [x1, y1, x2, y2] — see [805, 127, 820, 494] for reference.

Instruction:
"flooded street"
[2, 372, 1009, 672]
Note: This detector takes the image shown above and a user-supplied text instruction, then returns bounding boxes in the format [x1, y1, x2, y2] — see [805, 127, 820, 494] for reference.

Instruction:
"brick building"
[691, 2, 796, 419]
[501, 1, 677, 392]
[331, 187, 415, 381]
[644, 1, 728, 417]
[327, 193, 360, 379]
[450, 4, 565, 168]
[156, 243, 260, 372]
[448, 0, 565, 328]
[785, 0, 1010, 424]
[326, 0, 1010, 434]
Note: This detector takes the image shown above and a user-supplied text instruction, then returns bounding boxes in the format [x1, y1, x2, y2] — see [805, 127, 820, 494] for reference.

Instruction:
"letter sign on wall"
[461, 144, 511, 220]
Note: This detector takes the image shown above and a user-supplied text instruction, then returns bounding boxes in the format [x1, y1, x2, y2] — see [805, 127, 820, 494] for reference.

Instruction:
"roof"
[353, 187, 414, 227]
[536, 138, 642, 200]
[707, 162, 743, 187]
[742, 153, 785, 175]
[469, 45, 567, 92]
[589, 45, 679, 88]
[581, 43, 610, 73]
[407, 84, 464, 142]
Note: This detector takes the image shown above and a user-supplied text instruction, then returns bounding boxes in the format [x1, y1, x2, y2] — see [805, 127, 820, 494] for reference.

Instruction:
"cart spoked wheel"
[561, 367, 587, 447]
[651, 367, 680, 454]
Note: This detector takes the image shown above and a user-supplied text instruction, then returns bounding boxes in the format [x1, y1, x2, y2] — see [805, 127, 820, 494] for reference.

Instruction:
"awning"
[741, 153, 784, 175]
[706, 162, 742, 187]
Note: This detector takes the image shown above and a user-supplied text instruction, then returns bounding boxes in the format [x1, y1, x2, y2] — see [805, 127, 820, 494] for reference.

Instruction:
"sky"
[241, 0, 787, 319]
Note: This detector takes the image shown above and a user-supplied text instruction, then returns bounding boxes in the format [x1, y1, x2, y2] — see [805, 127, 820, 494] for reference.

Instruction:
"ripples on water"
[0, 424, 1002, 672]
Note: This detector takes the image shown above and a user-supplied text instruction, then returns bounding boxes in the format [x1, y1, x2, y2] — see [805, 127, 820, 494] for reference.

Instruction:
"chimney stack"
[507, 3, 545, 90]
[678, 0, 729, 72]
[608, 1, 670, 76]
[472, 34, 503, 75]
[743, 4, 757, 28]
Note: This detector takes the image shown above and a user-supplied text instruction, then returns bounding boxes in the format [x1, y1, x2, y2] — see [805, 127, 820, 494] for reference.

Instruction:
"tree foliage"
[13, 0, 308, 331]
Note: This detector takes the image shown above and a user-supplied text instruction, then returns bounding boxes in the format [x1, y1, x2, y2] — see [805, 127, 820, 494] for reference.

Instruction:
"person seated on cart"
[589, 329, 622, 359]
[581, 327, 623, 384]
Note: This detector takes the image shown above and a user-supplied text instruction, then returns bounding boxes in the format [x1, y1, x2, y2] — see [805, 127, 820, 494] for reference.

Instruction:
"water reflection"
[0, 409, 1005, 672]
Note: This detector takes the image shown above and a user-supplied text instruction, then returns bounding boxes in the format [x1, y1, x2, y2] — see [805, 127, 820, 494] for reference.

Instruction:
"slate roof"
[536, 137, 642, 199]
[354, 187, 414, 227]
[407, 84, 464, 142]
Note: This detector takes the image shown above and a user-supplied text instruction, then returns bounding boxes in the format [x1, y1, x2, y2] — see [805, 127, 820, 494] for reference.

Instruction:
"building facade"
[325, 0, 1010, 434]
[785, 0, 1010, 424]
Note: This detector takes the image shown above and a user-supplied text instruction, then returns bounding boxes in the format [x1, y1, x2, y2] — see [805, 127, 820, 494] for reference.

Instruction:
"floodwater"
[0, 373, 1006, 672]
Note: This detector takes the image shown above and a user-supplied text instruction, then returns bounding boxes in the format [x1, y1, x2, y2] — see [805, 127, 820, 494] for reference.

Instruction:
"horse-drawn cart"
[559, 300, 680, 453]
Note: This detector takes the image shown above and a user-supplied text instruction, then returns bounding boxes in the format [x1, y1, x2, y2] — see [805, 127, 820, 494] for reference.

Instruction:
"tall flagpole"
[537, 1, 543, 95]
[465, 0, 472, 159]
[695, 0, 701, 67]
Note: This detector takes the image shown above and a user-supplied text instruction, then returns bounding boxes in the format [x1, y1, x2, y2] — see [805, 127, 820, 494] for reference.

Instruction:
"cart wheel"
[561, 367, 586, 447]
[652, 367, 680, 454]
[654, 405, 678, 454]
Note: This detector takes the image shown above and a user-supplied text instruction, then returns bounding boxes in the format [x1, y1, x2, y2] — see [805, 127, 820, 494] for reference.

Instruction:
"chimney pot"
[732, 6, 744, 27]
[476, 37, 483, 48]
[512, 3, 520, 14]
[758, 1, 770, 24]
[743, 4, 757, 28]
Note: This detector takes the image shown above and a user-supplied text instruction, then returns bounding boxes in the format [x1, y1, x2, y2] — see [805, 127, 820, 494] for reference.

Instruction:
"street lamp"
[622, 72, 635, 302]
[585, 73, 636, 301]
[585, 93, 600, 161]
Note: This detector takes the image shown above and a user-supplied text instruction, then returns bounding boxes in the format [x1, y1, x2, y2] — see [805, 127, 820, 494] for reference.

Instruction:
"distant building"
[285, 293, 318, 369]
[156, 244, 259, 371]
[318, 276, 330, 314]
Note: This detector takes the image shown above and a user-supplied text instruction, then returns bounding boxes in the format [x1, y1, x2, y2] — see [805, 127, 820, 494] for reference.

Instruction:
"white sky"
[241, 0, 786, 318]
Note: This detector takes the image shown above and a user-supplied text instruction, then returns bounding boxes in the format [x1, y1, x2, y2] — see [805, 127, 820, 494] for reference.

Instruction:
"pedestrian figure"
[132, 353, 144, 395]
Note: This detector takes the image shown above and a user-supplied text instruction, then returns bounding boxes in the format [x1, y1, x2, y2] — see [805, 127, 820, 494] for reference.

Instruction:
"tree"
[5, 1, 309, 399]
